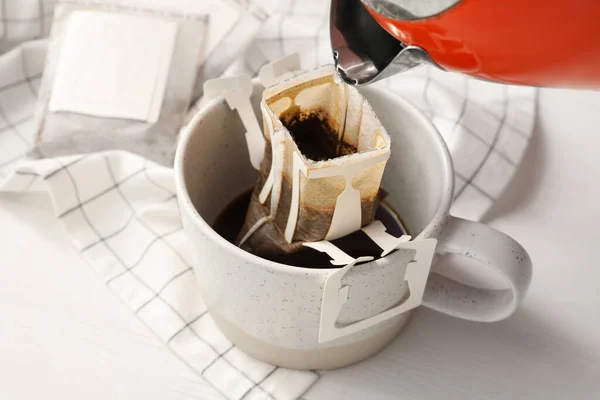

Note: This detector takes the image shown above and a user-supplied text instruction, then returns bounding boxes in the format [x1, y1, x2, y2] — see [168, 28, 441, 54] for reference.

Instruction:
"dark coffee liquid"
[281, 109, 357, 161]
[212, 189, 409, 268]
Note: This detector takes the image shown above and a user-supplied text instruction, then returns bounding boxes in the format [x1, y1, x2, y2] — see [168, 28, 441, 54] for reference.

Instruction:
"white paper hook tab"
[362, 220, 412, 257]
[259, 52, 302, 87]
[322, 159, 377, 241]
[304, 241, 373, 335]
[285, 151, 390, 243]
[285, 151, 308, 243]
[203, 75, 249, 104]
[317, 237, 438, 343]
[202, 76, 265, 170]
[303, 241, 373, 266]
[258, 102, 277, 204]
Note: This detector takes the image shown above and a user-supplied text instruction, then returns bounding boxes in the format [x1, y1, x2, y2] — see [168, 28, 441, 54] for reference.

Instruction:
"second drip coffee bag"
[237, 65, 392, 258]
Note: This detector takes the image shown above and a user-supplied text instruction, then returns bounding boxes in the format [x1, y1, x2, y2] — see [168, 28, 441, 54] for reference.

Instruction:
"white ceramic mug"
[174, 81, 532, 370]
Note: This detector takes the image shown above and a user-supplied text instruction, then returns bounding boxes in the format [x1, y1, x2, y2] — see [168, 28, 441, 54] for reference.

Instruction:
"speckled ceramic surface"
[174, 80, 532, 369]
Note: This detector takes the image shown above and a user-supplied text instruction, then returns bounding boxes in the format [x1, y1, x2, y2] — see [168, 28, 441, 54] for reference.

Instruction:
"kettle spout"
[330, 0, 440, 86]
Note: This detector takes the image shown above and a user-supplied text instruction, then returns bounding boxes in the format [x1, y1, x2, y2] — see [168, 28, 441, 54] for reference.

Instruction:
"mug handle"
[422, 216, 532, 322]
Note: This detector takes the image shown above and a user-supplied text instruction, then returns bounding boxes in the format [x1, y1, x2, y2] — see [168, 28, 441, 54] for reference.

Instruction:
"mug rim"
[174, 82, 455, 276]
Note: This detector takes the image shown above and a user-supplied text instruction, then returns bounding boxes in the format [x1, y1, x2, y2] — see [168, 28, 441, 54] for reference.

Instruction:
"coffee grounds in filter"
[281, 108, 357, 161]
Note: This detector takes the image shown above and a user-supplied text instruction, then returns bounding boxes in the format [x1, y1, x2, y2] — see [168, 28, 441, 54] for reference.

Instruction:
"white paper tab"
[203, 75, 266, 170]
[362, 220, 412, 257]
[203, 75, 252, 104]
[303, 241, 373, 266]
[316, 237, 438, 343]
[49, 11, 177, 123]
[259, 52, 301, 87]
[285, 151, 390, 243]
[258, 103, 276, 204]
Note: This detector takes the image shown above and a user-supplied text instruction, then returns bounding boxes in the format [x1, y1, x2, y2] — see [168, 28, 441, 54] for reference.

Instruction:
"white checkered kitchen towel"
[0, 1, 537, 400]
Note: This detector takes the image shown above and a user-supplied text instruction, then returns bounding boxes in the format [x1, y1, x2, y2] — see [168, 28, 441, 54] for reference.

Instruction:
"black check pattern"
[0, 1, 537, 399]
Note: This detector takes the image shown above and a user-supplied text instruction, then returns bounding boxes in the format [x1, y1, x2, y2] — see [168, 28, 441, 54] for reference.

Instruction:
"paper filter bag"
[237, 65, 391, 259]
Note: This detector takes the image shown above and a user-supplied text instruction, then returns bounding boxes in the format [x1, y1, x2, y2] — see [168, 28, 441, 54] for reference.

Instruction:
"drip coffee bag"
[30, 0, 270, 166]
[237, 65, 392, 258]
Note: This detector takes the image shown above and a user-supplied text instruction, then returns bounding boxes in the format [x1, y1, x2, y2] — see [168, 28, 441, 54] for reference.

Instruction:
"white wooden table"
[2, 88, 600, 400]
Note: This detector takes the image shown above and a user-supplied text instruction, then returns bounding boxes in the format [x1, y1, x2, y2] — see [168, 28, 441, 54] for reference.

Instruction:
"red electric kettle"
[331, 0, 600, 88]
